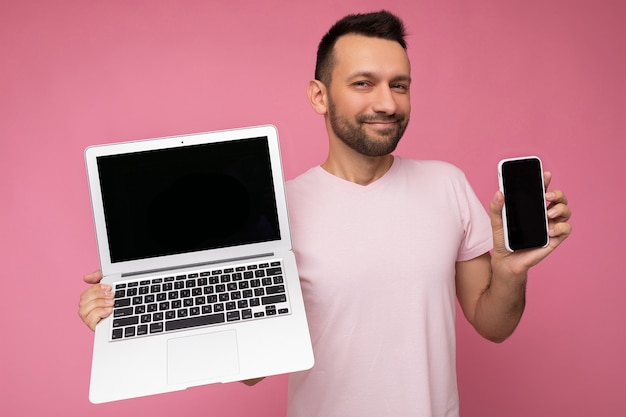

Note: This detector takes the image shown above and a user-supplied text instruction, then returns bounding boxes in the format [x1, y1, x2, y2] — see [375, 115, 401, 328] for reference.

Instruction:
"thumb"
[490, 191, 506, 254]
[83, 269, 103, 284]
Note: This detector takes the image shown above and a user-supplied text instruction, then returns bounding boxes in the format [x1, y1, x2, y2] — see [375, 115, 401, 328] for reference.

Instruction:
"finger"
[547, 202, 572, 222]
[84, 269, 103, 284]
[79, 300, 113, 331]
[543, 171, 552, 190]
[545, 189, 568, 205]
[549, 221, 573, 239]
[489, 191, 508, 255]
[489, 190, 504, 214]
[82, 305, 113, 331]
[78, 284, 114, 331]
[489, 190, 504, 227]
[78, 286, 113, 315]
[79, 283, 112, 305]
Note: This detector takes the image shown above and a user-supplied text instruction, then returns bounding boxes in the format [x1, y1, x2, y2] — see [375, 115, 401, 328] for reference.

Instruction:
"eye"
[391, 83, 409, 92]
[352, 80, 372, 88]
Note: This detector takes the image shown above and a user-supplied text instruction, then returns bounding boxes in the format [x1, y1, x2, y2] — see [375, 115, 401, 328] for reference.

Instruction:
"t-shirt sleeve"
[455, 172, 493, 262]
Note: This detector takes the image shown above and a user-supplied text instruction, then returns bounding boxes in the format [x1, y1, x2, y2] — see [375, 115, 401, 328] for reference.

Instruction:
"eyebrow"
[346, 71, 412, 83]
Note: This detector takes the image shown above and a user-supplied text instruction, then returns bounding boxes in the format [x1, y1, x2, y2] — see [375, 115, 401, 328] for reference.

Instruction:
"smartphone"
[498, 156, 549, 252]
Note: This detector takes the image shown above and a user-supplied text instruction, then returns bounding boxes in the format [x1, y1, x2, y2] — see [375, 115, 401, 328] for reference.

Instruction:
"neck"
[321, 152, 394, 186]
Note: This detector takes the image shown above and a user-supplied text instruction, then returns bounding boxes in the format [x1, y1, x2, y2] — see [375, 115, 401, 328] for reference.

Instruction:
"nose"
[371, 85, 398, 115]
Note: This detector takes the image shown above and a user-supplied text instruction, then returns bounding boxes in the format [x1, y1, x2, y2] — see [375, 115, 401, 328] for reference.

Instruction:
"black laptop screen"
[97, 136, 281, 263]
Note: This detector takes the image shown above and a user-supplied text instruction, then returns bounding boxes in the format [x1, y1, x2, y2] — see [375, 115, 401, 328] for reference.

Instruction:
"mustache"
[358, 114, 405, 123]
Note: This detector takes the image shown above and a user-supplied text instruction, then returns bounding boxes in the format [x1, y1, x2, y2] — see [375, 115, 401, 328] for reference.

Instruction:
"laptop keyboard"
[110, 260, 290, 341]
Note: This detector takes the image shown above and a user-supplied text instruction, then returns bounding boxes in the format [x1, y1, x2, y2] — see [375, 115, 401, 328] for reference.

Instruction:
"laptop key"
[266, 266, 282, 275]
[150, 322, 163, 333]
[114, 307, 134, 317]
[166, 313, 225, 331]
[227, 311, 240, 322]
[265, 285, 285, 295]
[113, 316, 139, 327]
[114, 298, 131, 308]
[261, 294, 287, 305]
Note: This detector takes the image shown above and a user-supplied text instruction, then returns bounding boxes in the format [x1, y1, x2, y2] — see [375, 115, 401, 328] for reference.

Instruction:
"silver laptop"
[85, 124, 314, 403]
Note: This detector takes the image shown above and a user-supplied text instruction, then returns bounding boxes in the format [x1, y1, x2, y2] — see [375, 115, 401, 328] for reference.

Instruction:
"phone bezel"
[497, 156, 549, 252]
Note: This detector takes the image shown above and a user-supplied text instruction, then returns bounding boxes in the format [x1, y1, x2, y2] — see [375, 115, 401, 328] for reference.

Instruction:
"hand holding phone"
[497, 156, 549, 252]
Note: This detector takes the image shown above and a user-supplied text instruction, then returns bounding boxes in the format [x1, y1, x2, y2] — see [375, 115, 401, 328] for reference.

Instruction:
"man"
[79, 10, 571, 417]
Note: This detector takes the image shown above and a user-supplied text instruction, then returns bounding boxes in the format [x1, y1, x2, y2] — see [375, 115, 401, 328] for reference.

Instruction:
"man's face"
[326, 34, 411, 157]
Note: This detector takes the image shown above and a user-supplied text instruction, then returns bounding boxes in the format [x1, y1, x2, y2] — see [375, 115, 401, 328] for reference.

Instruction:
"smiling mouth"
[365, 120, 396, 125]
[360, 115, 403, 124]
[362, 120, 400, 130]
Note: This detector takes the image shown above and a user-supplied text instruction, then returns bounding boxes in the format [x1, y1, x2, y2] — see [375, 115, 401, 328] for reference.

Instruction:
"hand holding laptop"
[78, 270, 111, 331]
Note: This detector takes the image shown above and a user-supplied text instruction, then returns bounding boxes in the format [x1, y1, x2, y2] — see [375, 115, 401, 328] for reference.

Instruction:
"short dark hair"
[314, 10, 408, 85]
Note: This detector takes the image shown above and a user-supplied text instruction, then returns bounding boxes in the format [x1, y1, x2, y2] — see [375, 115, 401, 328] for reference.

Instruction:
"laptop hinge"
[121, 253, 276, 278]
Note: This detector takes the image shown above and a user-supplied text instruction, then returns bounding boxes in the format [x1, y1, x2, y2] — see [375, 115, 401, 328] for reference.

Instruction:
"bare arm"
[456, 252, 526, 342]
[456, 172, 572, 342]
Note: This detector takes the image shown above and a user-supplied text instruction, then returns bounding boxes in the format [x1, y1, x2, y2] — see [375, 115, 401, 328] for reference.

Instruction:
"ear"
[307, 79, 328, 115]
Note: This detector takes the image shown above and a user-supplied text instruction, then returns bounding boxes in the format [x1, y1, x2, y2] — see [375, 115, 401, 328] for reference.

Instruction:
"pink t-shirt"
[285, 157, 493, 417]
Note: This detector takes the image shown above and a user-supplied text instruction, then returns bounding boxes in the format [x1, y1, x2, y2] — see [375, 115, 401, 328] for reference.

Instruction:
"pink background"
[1, 0, 624, 415]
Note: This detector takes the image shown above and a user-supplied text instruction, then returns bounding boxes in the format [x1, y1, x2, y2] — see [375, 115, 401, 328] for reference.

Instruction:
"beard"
[328, 98, 409, 157]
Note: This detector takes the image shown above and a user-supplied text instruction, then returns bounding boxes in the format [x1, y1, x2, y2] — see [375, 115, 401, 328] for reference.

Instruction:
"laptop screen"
[96, 136, 281, 263]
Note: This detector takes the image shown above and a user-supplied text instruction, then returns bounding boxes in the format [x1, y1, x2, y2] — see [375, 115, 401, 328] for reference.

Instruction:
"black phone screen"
[500, 157, 549, 251]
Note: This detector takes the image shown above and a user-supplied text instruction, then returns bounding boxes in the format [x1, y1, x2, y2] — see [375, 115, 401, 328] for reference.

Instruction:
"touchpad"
[167, 330, 240, 385]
